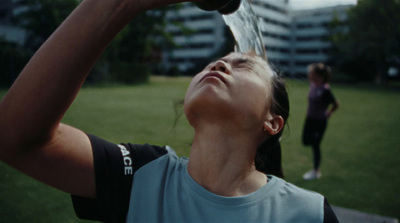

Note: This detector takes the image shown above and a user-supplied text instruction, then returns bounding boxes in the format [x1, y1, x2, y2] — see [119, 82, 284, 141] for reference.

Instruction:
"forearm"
[330, 100, 339, 113]
[326, 100, 339, 117]
[0, 0, 142, 149]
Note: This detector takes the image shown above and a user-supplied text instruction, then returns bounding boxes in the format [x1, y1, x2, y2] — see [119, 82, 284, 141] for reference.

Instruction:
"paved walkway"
[332, 206, 398, 223]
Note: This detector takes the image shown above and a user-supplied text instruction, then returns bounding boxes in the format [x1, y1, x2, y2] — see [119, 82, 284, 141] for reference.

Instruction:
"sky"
[289, 0, 357, 10]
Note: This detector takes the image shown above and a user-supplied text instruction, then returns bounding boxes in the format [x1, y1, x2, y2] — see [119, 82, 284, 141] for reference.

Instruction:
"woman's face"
[184, 53, 275, 130]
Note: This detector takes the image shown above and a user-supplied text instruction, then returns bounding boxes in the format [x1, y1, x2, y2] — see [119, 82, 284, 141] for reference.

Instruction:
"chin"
[185, 97, 236, 128]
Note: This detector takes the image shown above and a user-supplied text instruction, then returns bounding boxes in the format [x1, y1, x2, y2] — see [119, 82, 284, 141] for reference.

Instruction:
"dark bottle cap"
[196, 0, 241, 15]
[218, 0, 241, 14]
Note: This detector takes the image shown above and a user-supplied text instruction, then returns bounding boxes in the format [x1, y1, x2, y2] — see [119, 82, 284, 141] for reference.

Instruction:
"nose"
[211, 60, 230, 74]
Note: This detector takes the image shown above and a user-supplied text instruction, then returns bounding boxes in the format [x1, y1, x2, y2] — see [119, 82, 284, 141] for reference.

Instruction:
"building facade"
[290, 4, 350, 75]
[0, 0, 352, 76]
[163, 4, 227, 74]
[164, 0, 352, 76]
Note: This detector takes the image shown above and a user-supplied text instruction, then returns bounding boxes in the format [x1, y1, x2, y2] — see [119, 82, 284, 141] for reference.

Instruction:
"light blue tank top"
[127, 152, 324, 223]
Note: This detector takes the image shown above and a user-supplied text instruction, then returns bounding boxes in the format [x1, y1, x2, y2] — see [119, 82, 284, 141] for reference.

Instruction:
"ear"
[263, 115, 284, 135]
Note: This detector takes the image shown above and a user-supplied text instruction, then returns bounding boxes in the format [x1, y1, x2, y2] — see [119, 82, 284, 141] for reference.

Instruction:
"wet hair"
[309, 63, 331, 84]
[255, 73, 290, 178]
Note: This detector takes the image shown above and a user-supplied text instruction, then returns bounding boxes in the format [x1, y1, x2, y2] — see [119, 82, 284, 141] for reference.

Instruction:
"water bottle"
[195, 0, 241, 14]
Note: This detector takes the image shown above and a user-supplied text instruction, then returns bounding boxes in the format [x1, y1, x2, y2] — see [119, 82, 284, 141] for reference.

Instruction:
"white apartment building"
[290, 4, 350, 75]
[163, 4, 227, 74]
[0, 0, 352, 77]
[164, 0, 352, 76]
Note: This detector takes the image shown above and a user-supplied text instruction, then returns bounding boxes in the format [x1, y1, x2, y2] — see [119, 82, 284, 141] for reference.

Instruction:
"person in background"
[302, 63, 340, 180]
[0, 0, 339, 222]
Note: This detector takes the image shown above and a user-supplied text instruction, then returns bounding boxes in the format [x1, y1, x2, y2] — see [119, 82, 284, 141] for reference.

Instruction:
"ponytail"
[255, 134, 284, 178]
[255, 74, 289, 178]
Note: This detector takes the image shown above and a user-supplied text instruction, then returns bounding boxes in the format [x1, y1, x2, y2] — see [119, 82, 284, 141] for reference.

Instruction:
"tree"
[0, 37, 30, 87]
[329, 0, 400, 83]
[103, 6, 181, 84]
[17, 0, 79, 54]
[16, 1, 183, 84]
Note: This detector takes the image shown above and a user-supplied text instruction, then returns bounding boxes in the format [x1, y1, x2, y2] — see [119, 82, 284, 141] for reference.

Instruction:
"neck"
[187, 123, 267, 197]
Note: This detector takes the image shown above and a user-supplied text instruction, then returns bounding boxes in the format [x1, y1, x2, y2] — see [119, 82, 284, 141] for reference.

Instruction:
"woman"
[0, 0, 338, 222]
[302, 63, 340, 180]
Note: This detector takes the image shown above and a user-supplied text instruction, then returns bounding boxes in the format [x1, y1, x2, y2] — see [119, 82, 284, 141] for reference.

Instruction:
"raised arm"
[0, 0, 191, 198]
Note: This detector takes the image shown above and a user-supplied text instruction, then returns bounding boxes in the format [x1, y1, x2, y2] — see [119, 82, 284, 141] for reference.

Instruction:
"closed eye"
[233, 59, 253, 70]
[208, 57, 256, 72]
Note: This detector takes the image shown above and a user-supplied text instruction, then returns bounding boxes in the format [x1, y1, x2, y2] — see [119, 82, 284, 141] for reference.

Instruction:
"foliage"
[14, 1, 184, 85]
[0, 0, 77, 88]
[328, 0, 400, 83]
[102, 6, 181, 84]
[0, 37, 30, 88]
[16, 0, 80, 53]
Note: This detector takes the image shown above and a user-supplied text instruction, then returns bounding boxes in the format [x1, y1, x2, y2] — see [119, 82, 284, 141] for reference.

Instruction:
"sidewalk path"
[332, 206, 399, 223]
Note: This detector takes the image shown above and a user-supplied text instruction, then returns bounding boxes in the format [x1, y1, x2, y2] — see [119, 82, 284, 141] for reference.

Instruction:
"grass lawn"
[0, 76, 399, 222]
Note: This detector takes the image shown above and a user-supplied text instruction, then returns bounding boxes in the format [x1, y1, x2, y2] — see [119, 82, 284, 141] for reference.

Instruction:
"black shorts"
[302, 118, 327, 146]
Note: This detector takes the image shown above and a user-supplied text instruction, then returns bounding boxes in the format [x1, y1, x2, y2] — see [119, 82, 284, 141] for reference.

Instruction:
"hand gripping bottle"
[195, 0, 241, 14]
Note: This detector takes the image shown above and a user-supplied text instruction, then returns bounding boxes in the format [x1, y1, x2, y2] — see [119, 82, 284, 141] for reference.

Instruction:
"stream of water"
[222, 0, 266, 59]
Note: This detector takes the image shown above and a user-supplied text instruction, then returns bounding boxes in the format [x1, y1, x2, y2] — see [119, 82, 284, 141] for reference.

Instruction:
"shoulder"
[268, 177, 339, 223]
[270, 176, 324, 199]
[133, 147, 187, 177]
[267, 176, 324, 222]
[72, 134, 175, 222]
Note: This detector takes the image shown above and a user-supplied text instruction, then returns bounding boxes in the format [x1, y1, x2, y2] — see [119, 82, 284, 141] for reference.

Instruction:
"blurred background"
[0, 0, 399, 222]
[1, 0, 399, 86]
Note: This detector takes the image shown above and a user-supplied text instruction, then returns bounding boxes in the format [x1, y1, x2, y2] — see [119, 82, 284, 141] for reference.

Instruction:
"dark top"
[307, 83, 336, 120]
